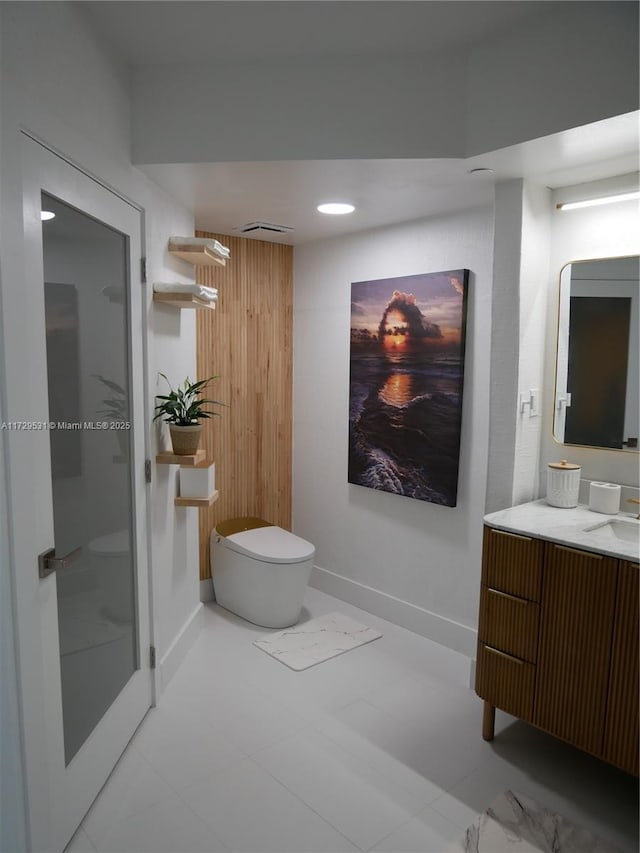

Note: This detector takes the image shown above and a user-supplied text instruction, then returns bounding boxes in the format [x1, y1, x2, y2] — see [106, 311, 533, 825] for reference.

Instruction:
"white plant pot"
[179, 462, 215, 499]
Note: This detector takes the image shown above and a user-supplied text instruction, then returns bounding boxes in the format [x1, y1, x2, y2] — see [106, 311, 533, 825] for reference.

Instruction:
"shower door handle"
[38, 546, 83, 579]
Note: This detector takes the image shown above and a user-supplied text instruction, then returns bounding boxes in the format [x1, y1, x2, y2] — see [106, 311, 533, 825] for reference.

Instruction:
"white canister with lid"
[547, 460, 581, 508]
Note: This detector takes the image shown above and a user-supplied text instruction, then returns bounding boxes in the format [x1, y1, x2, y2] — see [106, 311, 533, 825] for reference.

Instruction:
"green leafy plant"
[93, 375, 129, 420]
[153, 373, 225, 426]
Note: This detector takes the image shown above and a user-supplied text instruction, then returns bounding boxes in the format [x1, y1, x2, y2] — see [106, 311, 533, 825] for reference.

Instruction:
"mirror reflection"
[554, 256, 639, 451]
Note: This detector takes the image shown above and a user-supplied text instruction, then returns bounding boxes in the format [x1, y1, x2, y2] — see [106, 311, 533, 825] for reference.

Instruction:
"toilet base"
[213, 552, 313, 629]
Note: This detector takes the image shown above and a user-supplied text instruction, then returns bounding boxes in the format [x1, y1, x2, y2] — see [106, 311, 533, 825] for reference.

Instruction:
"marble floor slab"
[449, 790, 621, 853]
[253, 611, 382, 671]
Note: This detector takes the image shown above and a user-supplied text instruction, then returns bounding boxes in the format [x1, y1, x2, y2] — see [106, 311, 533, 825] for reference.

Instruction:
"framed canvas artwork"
[349, 269, 469, 507]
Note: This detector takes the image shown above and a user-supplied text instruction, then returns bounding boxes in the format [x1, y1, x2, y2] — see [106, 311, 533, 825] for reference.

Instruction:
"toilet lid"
[223, 526, 315, 564]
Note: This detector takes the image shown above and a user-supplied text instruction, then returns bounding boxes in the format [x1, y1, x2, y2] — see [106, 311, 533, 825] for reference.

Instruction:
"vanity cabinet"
[534, 544, 618, 756]
[602, 560, 639, 774]
[476, 525, 639, 776]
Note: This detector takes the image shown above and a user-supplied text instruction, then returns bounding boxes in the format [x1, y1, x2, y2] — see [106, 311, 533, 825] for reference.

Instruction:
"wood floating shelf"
[153, 292, 216, 310]
[156, 449, 206, 466]
[175, 490, 219, 508]
[168, 239, 227, 268]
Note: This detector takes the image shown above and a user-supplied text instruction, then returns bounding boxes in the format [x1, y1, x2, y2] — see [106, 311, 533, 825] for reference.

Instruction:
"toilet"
[211, 517, 315, 628]
[88, 529, 132, 623]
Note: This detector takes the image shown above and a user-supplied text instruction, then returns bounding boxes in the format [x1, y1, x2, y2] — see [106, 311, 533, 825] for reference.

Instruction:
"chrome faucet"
[627, 498, 640, 519]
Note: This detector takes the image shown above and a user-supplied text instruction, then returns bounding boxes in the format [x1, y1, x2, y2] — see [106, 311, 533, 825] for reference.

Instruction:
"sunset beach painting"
[349, 269, 469, 507]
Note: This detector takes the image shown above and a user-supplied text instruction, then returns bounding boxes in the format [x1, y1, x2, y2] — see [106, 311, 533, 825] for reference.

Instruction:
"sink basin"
[584, 518, 640, 546]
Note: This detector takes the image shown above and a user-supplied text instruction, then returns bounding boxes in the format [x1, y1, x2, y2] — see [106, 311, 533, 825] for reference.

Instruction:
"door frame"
[5, 131, 155, 853]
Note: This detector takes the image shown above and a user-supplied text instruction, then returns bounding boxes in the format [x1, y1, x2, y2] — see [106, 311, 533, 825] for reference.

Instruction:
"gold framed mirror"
[554, 255, 639, 451]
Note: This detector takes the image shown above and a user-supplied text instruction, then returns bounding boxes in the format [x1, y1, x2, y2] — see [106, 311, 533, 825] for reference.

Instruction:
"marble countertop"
[484, 500, 640, 563]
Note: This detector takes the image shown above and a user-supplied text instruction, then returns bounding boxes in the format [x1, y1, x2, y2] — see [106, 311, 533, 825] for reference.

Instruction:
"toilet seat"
[222, 526, 315, 564]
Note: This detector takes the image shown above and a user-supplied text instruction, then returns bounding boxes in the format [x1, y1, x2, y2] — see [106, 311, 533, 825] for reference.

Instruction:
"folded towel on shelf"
[208, 240, 230, 259]
[153, 282, 218, 301]
[168, 236, 230, 259]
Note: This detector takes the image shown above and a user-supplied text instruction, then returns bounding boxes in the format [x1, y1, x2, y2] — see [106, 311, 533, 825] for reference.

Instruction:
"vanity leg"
[482, 701, 495, 741]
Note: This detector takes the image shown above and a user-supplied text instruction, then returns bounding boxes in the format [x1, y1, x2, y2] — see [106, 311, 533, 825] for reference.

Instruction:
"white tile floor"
[66, 587, 638, 853]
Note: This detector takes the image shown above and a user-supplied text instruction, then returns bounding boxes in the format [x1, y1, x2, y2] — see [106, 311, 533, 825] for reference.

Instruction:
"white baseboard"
[200, 578, 214, 602]
[158, 603, 203, 693]
[310, 564, 477, 658]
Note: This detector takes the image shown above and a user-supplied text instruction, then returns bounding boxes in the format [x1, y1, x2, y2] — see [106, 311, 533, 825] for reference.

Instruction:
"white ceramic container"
[547, 460, 581, 508]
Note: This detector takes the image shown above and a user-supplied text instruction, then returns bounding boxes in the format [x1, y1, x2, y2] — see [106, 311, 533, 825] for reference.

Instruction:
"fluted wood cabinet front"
[476, 525, 639, 775]
[603, 560, 639, 775]
[482, 527, 543, 601]
[533, 545, 618, 755]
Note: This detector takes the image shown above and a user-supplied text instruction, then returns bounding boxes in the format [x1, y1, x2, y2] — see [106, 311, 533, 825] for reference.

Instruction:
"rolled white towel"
[168, 236, 230, 259]
[154, 282, 218, 301]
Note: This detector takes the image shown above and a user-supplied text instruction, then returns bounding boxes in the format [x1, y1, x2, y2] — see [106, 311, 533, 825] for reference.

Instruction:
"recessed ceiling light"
[40, 210, 56, 221]
[317, 202, 355, 215]
[467, 167, 494, 175]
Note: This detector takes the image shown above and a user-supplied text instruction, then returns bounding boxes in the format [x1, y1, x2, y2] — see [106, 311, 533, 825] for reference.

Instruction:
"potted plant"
[153, 373, 224, 455]
[93, 374, 130, 458]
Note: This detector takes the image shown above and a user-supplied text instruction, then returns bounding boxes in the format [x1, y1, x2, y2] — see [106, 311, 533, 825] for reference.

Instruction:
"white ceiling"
[78, 1, 544, 65]
[78, 1, 639, 245]
[140, 115, 640, 244]
[140, 158, 496, 244]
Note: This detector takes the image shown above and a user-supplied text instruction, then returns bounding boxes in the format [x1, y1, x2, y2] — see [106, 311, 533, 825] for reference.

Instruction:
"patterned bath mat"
[253, 611, 382, 671]
[448, 789, 621, 852]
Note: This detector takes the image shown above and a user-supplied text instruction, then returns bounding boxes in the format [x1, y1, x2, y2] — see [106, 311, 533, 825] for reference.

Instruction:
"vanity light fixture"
[556, 191, 640, 211]
[40, 210, 56, 221]
[317, 202, 355, 215]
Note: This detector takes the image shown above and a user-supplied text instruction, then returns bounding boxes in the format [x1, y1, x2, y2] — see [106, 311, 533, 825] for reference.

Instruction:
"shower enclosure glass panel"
[41, 192, 138, 764]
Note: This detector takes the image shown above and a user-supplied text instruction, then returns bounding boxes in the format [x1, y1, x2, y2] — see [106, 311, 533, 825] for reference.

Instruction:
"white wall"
[293, 206, 494, 656]
[0, 23, 28, 848]
[512, 183, 552, 504]
[485, 178, 552, 514]
[541, 178, 640, 488]
[0, 3, 202, 847]
[1, 0, 202, 678]
[485, 180, 524, 512]
[0, 442, 27, 853]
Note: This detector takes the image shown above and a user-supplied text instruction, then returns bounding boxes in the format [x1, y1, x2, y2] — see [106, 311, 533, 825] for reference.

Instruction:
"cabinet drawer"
[482, 526, 543, 601]
[475, 643, 535, 722]
[479, 586, 540, 663]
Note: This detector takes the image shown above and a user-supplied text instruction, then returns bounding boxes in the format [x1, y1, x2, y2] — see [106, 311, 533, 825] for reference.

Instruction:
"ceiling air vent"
[234, 221, 294, 234]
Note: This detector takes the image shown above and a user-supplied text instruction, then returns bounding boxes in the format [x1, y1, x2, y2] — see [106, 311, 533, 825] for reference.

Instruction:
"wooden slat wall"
[195, 231, 293, 580]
